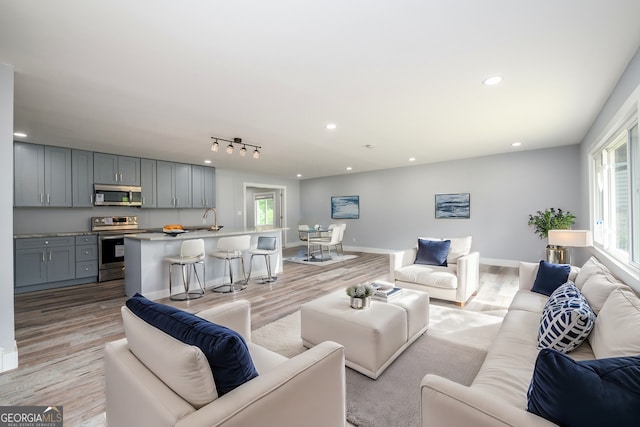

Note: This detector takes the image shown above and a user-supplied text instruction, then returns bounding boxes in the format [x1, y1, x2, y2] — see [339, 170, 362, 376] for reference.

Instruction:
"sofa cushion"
[395, 265, 457, 289]
[527, 348, 640, 427]
[531, 260, 570, 296]
[580, 269, 624, 315]
[537, 282, 596, 353]
[574, 256, 611, 289]
[415, 238, 450, 266]
[422, 236, 471, 265]
[589, 287, 640, 359]
[121, 306, 218, 408]
[126, 293, 259, 396]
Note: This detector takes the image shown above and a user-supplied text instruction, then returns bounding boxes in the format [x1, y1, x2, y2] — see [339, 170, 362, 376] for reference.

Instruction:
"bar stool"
[247, 236, 278, 284]
[209, 235, 251, 293]
[164, 239, 205, 301]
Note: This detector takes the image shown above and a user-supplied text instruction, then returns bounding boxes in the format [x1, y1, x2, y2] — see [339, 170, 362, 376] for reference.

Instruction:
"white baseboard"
[0, 342, 18, 372]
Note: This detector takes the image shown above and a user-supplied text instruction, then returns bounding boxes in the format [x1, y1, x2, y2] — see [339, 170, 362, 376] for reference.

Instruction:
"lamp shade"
[548, 230, 593, 247]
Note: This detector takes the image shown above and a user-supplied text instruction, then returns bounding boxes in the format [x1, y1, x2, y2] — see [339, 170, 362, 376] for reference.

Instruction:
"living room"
[2, 2, 640, 426]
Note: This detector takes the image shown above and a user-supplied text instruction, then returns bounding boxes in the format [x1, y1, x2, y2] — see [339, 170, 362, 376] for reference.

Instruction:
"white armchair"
[390, 237, 479, 306]
[105, 299, 347, 427]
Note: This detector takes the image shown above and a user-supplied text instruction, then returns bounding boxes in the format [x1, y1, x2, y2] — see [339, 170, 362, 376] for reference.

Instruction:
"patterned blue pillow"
[537, 282, 596, 353]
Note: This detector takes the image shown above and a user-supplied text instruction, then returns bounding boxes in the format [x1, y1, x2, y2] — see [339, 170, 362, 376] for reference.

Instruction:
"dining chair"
[310, 227, 342, 261]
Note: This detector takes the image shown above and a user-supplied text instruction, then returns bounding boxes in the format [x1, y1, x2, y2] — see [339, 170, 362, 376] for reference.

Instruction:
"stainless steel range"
[92, 215, 141, 282]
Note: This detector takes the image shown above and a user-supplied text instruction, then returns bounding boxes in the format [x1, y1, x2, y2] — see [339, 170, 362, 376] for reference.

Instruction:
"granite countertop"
[126, 227, 285, 241]
[14, 231, 96, 239]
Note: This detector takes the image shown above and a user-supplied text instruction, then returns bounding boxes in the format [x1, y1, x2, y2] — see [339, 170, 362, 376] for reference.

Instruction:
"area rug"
[284, 254, 358, 266]
[251, 305, 503, 427]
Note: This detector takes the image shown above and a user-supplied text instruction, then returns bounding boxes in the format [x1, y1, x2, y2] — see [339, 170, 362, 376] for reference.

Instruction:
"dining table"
[299, 226, 331, 261]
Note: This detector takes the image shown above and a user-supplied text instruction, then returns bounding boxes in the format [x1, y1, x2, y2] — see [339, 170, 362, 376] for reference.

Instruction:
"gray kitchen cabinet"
[15, 237, 76, 287]
[156, 161, 192, 208]
[140, 158, 157, 208]
[94, 153, 141, 186]
[14, 142, 72, 207]
[191, 165, 216, 208]
[72, 149, 94, 207]
[75, 235, 98, 279]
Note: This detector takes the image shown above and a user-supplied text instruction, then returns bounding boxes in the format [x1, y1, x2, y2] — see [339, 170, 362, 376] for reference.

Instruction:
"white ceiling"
[1, 1, 640, 179]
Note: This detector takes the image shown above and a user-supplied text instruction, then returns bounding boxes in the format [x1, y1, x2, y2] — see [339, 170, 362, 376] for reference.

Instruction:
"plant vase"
[350, 296, 371, 310]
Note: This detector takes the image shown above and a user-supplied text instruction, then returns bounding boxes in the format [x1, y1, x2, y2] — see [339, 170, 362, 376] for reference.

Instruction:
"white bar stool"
[164, 239, 205, 301]
[247, 236, 278, 284]
[209, 235, 251, 293]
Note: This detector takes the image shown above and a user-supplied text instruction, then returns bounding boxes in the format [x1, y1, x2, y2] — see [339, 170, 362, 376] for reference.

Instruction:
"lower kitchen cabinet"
[14, 235, 98, 292]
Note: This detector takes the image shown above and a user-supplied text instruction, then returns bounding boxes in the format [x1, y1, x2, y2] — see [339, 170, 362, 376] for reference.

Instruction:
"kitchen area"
[13, 141, 286, 298]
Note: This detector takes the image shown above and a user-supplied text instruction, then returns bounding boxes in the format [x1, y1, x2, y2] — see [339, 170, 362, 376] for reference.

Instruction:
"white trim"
[243, 183, 287, 243]
[0, 342, 18, 373]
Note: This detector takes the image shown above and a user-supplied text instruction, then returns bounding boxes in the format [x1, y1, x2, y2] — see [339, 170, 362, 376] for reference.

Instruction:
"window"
[254, 192, 274, 227]
[592, 119, 639, 266]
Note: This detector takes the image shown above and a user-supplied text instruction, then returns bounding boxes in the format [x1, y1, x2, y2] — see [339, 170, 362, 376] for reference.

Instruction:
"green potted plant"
[528, 208, 576, 263]
[346, 284, 375, 309]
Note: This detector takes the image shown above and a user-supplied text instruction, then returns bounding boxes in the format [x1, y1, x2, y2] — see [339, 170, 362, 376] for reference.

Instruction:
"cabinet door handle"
[42, 251, 45, 262]
[120, 173, 123, 182]
[40, 193, 44, 204]
[90, 194, 94, 204]
[142, 197, 145, 205]
[48, 251, 52, 261]
[47, 193, 50, 204]
[115, 173, 118, 182]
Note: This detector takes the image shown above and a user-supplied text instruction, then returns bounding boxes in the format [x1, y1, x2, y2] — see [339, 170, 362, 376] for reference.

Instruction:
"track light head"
[210, 138, 219, 152]
[252, 148, 260, 159]
[240, 145, 247, 156]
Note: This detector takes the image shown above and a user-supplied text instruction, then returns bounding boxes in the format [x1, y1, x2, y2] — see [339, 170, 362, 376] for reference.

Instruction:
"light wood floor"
[0, 247, 517, 426]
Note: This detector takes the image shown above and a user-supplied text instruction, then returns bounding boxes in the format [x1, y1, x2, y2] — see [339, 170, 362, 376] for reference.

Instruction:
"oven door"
[98, 235, 126, 281]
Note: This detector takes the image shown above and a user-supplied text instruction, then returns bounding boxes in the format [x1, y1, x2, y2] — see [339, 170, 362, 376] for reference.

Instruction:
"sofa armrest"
[176, 341, 347, 427]
[390, 248, 417, 279]
[421, 374, 556, 427]
[196, 300, 252, 342]
[456, 252, 480, 301]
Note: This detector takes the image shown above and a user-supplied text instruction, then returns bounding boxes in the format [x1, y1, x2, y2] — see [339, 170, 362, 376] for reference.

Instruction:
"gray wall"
[578, 47, 640, 290]
[300, 145, 581, 264]
[1, 63, 16, 371]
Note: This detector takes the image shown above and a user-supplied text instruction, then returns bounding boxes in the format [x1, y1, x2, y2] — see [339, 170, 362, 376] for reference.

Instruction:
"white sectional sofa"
[105, 298, 347, 427]
[421, 256, 640, 427]
[390, 236, 480, 306]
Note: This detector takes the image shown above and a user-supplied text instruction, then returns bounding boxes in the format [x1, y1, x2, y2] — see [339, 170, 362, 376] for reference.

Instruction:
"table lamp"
[547, 230, 593, 265]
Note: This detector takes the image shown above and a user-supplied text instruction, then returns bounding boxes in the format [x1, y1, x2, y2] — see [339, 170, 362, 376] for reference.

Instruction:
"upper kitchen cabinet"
[156, 161, 192, 208]
[140, 158, 156, 208]
[72, 149, 94, 207]
[94, 153, 141, 186]
[192, 165, 216, 208]
[14, 142, 72, 207]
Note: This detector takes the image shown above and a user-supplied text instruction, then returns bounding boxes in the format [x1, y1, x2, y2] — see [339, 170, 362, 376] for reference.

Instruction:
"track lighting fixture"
[210, 136, 262, 159]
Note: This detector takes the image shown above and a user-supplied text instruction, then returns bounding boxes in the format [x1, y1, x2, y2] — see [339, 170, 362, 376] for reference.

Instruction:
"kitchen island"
[124, 227, 285, 299]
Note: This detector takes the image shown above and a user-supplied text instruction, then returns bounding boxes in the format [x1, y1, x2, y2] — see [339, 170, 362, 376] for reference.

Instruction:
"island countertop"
[125, 226, 288, 241]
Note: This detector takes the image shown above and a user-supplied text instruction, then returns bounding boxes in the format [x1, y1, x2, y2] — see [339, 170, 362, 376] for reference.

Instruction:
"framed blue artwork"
[331, 196, 359, 219]
[435, 193, 470, 218]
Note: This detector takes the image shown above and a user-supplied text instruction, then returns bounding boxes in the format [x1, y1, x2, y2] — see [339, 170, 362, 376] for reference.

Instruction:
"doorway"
[243, 183, 287, 245]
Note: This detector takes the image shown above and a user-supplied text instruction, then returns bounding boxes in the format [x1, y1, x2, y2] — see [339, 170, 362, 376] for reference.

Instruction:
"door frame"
[243, 183, 287, 246]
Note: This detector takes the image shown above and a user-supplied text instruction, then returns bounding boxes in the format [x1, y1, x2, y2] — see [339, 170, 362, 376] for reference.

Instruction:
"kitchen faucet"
[202, 207, 220, 230]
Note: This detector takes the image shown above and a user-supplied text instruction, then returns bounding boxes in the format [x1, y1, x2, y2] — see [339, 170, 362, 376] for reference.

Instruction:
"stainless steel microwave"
[94, 184, 142, 207]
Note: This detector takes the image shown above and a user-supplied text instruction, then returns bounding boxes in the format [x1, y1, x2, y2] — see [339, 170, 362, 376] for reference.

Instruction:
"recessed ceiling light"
[483, 75, 503, 86]
[204, 160, 212, 164]
[408, 157, 416, 162]
[326, 123, 337, 130]
[512, 141, 522, 147]
[296, 173, 302, 178]
[13, 132, 27, 138]
[364, 144, 375, 149]
[346, 166, 352, 171]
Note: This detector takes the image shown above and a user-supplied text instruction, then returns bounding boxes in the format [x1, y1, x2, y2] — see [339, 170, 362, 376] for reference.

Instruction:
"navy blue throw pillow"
[415, 239, 451, 266]
[527, 348, 640, 427]
[531, 260, 571, 296]
[126, 293, 258, 396]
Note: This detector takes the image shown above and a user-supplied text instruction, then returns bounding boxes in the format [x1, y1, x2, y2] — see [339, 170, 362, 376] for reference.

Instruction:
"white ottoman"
[301, 288, 429, 379]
